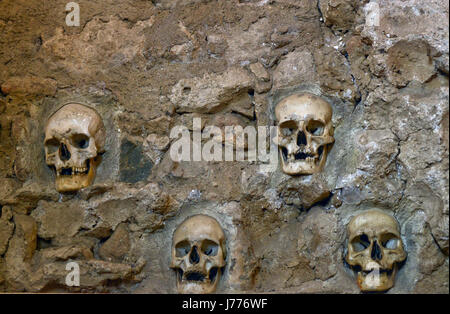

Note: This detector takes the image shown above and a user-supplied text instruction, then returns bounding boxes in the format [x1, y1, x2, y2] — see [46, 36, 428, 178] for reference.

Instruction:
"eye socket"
[351, 234, 371, 252]
[72, 134, 90, 149]
[175, 240, 191, 257]
[45, 138, 60, 154]
[279, 120, 297, 137]
[281, 128, 294, 136]
[306, 120, 325, 136]
[380, 234, 400, 249]
[201, 239, 219, 256]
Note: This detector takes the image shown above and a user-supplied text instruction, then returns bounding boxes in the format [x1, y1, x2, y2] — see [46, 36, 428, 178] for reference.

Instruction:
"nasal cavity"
[297, 131, 307, 146]
[189, 246, 200, 264]
[59, 143, 71, 161]
[371, 240, 382, 261]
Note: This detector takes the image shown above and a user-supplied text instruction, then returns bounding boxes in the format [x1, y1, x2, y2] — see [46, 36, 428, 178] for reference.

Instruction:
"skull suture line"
[170, 215, 226, 294]
[345, 210, 407, 292]
[44, 103, 106, 192]
[274, 93, 334, 175]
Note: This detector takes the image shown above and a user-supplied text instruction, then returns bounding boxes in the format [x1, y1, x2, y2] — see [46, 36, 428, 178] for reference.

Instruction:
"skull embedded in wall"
[170, 215, 226, 294]
[274, 93, 334, 175]
[44, 103, 106, 192]
[345, 210, 407, 292]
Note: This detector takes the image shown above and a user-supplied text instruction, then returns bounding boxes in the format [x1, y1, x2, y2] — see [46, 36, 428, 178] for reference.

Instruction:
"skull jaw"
[356, 266, 397, 292]
[174, 268, 221, 294]
[54, 158, 96, 192]
[279, 146, 327, 175]
[177, 278, 220, 294]
[170, 264, 221, 294]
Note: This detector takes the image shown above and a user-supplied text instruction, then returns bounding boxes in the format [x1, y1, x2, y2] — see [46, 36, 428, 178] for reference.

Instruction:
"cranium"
[274, 93, 334, 175]
[44, 103, 106, 192]
[345, 210, 407, 292]
[170, 215, 226, 294]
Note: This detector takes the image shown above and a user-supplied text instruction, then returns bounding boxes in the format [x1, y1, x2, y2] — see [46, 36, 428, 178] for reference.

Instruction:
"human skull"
[345, 210, 407, 292]
[274, 93, 334, 175]
[170, 215, 226, 294]
[44, 103, 105, 192]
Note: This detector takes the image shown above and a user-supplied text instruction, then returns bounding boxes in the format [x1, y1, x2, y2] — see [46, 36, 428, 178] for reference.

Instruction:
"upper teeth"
[57, 167, 88, 175]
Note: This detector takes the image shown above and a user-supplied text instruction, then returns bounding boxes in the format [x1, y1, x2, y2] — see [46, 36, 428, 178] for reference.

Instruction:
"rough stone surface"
[170, 66, 254, 113]
[0, 0, 448, 293]
[0, 207, 14, 255]
[1, 76, 57, 96]
[98, 223, 130, 262]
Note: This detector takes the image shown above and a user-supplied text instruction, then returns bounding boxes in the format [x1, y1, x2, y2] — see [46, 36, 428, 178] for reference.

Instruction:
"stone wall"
[0, 0, 448, 293]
